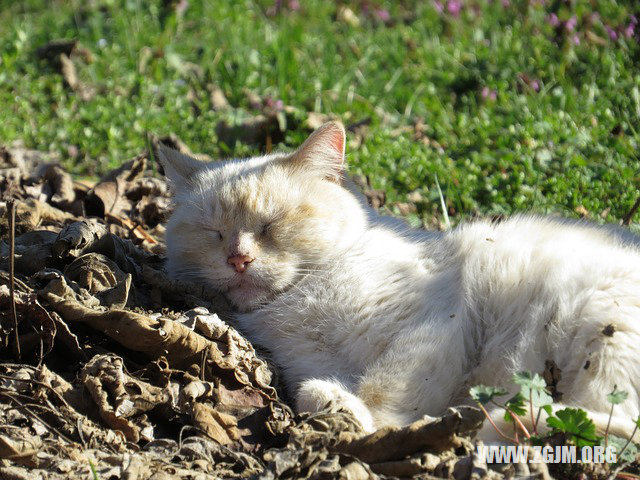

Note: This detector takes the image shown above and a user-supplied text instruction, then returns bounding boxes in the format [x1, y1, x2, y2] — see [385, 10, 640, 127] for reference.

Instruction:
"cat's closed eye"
[203, 226, 223, 240]
[261, 222, 272, 236]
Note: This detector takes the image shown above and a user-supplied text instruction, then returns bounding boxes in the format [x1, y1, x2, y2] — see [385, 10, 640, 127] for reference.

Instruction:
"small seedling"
[469, 385, 508, 404]
[472, 373, 638, 467]
[89, 459, 100, 480]
[605, 385, 629, 448]
[470, 385, 518, 443]
[513, 371, 553, 435]
[470, 385, 531, 442]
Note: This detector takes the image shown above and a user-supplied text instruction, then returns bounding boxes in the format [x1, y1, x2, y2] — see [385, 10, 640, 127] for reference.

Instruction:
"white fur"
[161, 123, 640, 437]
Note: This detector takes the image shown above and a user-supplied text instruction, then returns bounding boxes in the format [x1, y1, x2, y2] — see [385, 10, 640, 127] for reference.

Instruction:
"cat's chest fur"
[236, 225, 440, 383]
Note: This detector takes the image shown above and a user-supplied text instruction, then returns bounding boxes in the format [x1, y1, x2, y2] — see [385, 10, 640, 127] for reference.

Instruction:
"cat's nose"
[227, 255, 254, 273]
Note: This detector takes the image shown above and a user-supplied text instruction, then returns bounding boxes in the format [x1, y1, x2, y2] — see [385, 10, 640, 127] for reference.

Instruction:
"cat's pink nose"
[227, 255, 254, 273]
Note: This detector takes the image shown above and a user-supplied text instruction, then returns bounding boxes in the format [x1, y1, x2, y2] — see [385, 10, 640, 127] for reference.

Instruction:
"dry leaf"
[208, 84, 231, 111]
[59, 54, 95, 101]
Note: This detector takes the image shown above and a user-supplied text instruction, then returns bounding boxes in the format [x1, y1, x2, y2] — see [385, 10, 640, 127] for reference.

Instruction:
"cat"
[158, 121, 640, 440]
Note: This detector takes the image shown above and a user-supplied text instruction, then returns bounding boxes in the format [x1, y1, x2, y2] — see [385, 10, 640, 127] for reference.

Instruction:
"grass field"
[1, 0, 639, 227]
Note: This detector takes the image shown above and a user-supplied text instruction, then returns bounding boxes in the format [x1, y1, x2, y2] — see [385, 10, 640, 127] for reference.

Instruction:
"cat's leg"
[296, 378, 375, 433]
[352, 322, 468, 429]
[480, 284, 640, 443]
[555, 287, 640, 440]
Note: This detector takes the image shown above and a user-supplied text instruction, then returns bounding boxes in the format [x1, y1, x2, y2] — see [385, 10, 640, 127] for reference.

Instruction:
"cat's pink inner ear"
[326, 123, 346, 158]
[290, 121, 346, 182]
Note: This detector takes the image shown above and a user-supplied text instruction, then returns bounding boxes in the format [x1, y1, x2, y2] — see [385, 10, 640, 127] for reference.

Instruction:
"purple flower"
[447, 0, 462, 16]
[624, 23, 635, 38]
[572, 34, 580, 45]
[266, 0, 281, 16]
[518, 73, 540, 92]
[433, 0, 444, 13]
[175, 0, 189, 16]
[287, 0, 300, 11]
[264, 97, 284, 111]
[375, 9, 391, 22]
[548, 13, 560, 27]
[67, 145, 79, 158]
[605, 25, 618, 41]
[565, 15, 577, 32]
[501, 0, 510, 6]
[481, 87, 497, 101]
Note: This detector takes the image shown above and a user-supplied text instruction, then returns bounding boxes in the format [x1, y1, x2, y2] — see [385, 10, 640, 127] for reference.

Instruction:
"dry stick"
[622, 196, 640, 226]
[7, 200, 21, 360]
[200, 347, 209, 382]
[0, 390, 76, 445]
[0, 271, 30, 292]
[35, 325, 43, 368]
[0, 373, 73, 411]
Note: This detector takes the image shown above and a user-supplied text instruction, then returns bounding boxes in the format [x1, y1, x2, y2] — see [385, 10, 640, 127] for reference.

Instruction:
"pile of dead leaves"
[0, 140, 561, 479]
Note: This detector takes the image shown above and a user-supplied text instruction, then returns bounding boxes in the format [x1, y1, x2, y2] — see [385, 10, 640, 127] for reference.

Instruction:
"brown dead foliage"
[0, 141, 557, 479]
[35, 39, 96, 101]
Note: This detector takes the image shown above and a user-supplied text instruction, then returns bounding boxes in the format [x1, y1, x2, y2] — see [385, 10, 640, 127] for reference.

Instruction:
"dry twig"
[622, 196, 640, 226]
[7, 201, 21, 360]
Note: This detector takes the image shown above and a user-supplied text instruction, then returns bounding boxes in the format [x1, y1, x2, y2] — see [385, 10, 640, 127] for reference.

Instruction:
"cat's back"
[452, 214, 640, 269]
[449, 215, 640, 332]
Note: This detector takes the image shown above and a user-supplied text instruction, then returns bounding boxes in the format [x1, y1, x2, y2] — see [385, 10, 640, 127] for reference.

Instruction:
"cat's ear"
[155, 144, 205, 189]
[287, 121, 346, 182]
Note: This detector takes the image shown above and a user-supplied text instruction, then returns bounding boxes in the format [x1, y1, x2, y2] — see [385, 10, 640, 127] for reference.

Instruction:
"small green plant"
[546, 408, 601, 448]
[89, 459, 100, 480]
[512, 371, 553, 435]
[604, 384, 629, 448]
[470, 384, 530, 443]
[469, 385, 508, 405]
[470, 372, 639, 459]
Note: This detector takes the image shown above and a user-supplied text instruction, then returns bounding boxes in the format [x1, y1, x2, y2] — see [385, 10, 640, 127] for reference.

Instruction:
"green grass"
[1, 0, 639, 226]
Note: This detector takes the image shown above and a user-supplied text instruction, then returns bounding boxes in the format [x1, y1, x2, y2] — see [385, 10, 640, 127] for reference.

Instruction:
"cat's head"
[158, 121, 368, 312]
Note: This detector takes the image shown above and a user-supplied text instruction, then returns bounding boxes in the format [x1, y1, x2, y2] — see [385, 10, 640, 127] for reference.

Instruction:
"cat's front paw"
[296, 378, 375, 433]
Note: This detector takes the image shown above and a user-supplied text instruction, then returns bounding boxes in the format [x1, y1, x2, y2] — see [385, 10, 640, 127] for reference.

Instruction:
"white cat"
[159, 122, 640, 440]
